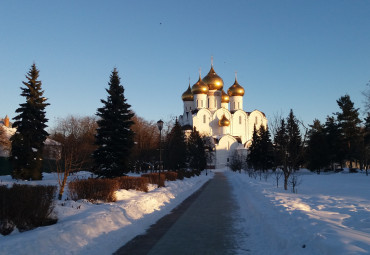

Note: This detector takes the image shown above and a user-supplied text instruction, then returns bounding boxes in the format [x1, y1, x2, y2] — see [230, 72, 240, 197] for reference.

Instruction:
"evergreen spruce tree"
[363, 113, 370, 175]
[306, 119, 330, 173]
[273, 119, 288, 171]
[93, 68, 134, 177]
[259, 125, 274, 171]
[336, 94, 362, 168]
[164, 119, 187, 171]
[247, 125, 262, 170]
[188, 127, 207, 173]
[10, 63, 49, 180]
[273, 110, 303, 190]
[324, 116, 344, 169]
[248, 124, 274, 172]
[286, 109, 303, 171]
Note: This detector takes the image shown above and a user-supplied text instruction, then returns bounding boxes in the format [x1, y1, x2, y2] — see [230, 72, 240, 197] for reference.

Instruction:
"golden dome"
[227, 78, 245, 97]
[182, 84, 193, 101]
[221, 89, 229, 103]
[203, 65, 224, 90]
[191, 74, 209, 94]
[219, 114, 230, 127]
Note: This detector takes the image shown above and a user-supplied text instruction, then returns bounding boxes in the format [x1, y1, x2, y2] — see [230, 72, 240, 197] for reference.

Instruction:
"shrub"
[141, 173, 165, 187]
[0, 184, 57, 235]
[116, 176, 149, 192]
[183, 170, 195, 178]
[68, 178, 118, 202]
[164, 171, 178, 181]
[176, 170, 184, 180]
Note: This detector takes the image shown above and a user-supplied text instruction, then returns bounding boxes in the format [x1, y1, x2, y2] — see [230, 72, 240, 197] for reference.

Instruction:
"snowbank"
[227, 170, 370, 255]
[0, 171, 213, 255]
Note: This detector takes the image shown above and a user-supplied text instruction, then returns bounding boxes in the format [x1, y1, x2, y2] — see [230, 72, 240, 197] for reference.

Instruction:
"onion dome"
[203, 65, 224, 90]
[227, 77, 245, 97]
[182, 84, 193, 101]
[221, 89, 229, 103]
[219, 114, 230, 127]
[191, 74, 209, 94]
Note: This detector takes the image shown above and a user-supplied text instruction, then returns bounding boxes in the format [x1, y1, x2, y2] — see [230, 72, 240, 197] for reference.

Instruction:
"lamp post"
[157, 119, 164, 188]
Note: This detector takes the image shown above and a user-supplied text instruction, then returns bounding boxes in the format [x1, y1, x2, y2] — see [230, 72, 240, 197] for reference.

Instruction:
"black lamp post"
[157, 119, 164, 187]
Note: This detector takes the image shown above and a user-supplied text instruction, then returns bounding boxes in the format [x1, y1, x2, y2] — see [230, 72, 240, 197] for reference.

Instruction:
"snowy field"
[228, 170, 370, 255]
[0, 171, 213, 255]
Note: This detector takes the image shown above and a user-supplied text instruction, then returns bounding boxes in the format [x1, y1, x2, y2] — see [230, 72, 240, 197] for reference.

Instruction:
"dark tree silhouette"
[188, 127, 207, 173]
[164, 119, 187, 171]
[10, 63, 49, 180]
[93, 68, 134, 177]
[336, 94, 361, 168]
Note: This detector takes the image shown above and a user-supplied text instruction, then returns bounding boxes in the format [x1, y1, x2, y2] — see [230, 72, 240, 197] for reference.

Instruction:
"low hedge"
[68, 178, 118, 202]
[116, 176, 149, 192]
[141, 173, 166, 187]
[0, 184, 57, 235]
[164, 171, 178, 181]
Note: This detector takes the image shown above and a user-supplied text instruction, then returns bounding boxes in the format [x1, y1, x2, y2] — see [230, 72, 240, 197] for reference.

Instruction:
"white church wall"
[215, 135, 239, 169]
[212, 108, 232, 136]
[194, 94, 207, 110]
[247, 110, 268, 141]
[183, 101, 194, 113]
[230, 96, 243, 112]
[193, 108, 212, 136]
[231, 110, 248, 143]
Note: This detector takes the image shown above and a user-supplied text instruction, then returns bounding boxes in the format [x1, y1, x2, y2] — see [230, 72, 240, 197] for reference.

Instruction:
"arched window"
[208, 98, 210, 108]
[197, 100, 199, 107]
[255, 116, 258, 125]
[239, 116, 242, 124]
[203, 115, 206, 123]
[238, 102, 240, 109]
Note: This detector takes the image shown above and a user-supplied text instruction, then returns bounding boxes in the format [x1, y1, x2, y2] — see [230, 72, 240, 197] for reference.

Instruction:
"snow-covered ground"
[0, 171, 213, 255]
[227, 170, 370, 255]
[1, 169, 370, 255]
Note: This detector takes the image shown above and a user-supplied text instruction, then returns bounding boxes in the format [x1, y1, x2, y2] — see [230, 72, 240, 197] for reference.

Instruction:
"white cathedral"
[179, 63, 267, 169]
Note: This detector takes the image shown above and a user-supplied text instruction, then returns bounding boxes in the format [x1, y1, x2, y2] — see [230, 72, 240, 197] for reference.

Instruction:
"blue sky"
[1, 0, 369, 129]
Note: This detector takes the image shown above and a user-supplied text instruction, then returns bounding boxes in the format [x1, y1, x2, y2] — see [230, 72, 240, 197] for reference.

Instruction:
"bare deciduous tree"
[0, 126, 11, 154]
[48, 115, 97, 199]
[130, 115, 159, 172]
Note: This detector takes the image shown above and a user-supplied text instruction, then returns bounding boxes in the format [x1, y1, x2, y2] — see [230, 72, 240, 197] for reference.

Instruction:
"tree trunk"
[58, 173, 68, 200]
[284, 173, 288, 190]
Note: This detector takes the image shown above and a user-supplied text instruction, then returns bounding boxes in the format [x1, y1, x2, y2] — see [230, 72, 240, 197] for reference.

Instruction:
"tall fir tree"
[10, 63, 49, 180]
[273, 119, 288, 171]
[336, 94, 362, 168]
[324, 116, 344, 169]
[93, 68, 134, 177]
[363, 113, 370, 175]
[248, 124, 274, 171]
[164, 119, 187, 171]
[188, 127, 207, 173]
[259, 124, 274, 171]
[306, 119, 330, 173]
[273, 110, 303, 190]
[247, 125, 262, 170]
[286, 109, 303, 171]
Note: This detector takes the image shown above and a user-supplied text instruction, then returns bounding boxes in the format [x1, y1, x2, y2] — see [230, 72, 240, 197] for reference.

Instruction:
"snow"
[227, 170, 370, 255]
[1, 169, 370, 254]
[0, 171, 213, 255]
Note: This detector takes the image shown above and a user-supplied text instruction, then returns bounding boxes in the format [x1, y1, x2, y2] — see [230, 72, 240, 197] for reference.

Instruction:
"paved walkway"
[114, 172, 242, 255]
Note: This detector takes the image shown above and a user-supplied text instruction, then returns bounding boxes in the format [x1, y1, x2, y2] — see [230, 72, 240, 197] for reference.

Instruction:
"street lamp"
[157, 119, 164, 188]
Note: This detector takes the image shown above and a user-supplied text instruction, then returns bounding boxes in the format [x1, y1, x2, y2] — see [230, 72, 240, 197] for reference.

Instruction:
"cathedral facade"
[179, 63, 267, 168]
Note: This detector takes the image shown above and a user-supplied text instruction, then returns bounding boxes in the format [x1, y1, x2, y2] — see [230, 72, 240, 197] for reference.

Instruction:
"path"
[114, 172, 242, 255]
